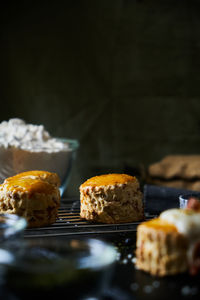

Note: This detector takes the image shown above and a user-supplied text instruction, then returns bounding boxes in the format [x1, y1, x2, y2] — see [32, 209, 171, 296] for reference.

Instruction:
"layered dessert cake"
[0, 170, 61, 228]
[80, 173, 144, 223]
[135, 198, 200, 276]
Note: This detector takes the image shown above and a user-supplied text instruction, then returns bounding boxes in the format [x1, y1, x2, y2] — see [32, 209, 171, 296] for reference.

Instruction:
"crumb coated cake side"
[135, 218, 188, 276]
[0, 170, 61, 228]
[80, 173, 144, 223]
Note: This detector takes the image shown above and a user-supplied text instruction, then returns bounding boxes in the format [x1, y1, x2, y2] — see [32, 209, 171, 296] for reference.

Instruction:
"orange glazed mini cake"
[0, 170, 61, 228]
[80, 173, 144, 223]
[135, 198, 200, 277]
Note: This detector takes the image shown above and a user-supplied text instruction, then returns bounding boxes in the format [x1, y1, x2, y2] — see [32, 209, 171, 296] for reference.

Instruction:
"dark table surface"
[1, 185, 200, 300]
[2, 233, 199, 300]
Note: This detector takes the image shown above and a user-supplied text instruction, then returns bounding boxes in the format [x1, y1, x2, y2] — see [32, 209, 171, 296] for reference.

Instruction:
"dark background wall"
[1, 0, 200, 196]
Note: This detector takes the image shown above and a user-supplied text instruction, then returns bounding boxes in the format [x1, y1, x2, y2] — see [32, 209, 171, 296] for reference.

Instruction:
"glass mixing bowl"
[0, 213, 27, 290]
[0, 138, 79, 197]
[2, 238, 117, 299]
[0, 214, 27, 243]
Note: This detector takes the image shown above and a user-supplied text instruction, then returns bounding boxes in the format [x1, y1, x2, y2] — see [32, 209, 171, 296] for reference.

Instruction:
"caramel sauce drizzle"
[141, 218, 178, 232]
[81, 173, 136, 187]
[4, 171, 55, 195]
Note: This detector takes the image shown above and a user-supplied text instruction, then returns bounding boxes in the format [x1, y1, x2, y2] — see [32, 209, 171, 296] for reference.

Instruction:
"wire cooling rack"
[24, 199, 155, 238]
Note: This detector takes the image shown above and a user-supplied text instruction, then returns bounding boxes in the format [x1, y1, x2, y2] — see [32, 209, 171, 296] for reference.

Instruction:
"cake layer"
[136, 202, 200, 276]
[80, 173, 144, 224]
[0, 170, 60, 228]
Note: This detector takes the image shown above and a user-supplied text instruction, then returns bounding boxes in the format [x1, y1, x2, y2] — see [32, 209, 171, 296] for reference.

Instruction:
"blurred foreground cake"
[135, 198, 200, 276]
[0, 170, 60, 228]
[148, 155, 200, 191]
[80, 173, 144, 223]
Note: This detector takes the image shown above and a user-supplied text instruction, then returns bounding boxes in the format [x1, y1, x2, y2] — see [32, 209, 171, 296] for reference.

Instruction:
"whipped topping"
[160, 208, 200, 269]
[160, 208, 200, 240]
[0, 118, 69, 152]
[0, 119, 75, 196]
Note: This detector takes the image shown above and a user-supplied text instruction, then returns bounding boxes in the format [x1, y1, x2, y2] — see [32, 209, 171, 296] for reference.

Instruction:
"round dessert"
[136, 218, 188, 276]
[80, 173, 144, 223]
[0, 170, 60, 228]
[136, 204, 200, 276]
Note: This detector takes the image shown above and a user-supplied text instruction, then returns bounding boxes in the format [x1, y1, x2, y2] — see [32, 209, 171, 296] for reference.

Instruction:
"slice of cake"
[80, 173, 144, 223]
[135, 198, 200, 276]
[0, 170, 61, 228]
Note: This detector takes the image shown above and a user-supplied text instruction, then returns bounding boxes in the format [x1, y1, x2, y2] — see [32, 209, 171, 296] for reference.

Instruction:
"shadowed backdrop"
[1, 0, 200, 196]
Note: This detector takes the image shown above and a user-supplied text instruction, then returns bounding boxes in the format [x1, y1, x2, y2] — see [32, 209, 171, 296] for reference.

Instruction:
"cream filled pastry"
[135, 198, 200, 276]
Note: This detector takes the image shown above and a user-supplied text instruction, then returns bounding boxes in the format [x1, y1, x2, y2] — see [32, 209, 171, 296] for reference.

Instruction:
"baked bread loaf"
[135, 198, 200, 276]
[0, 170, 60, 228]
[148, 155, 200, 191]
[80, 173, 144, 223]
[146, 178, 200, 191]
[149, 155, 200, 179]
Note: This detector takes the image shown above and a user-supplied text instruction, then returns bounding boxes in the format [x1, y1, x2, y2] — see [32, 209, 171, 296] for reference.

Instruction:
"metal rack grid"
[24, 199, 155, 238]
